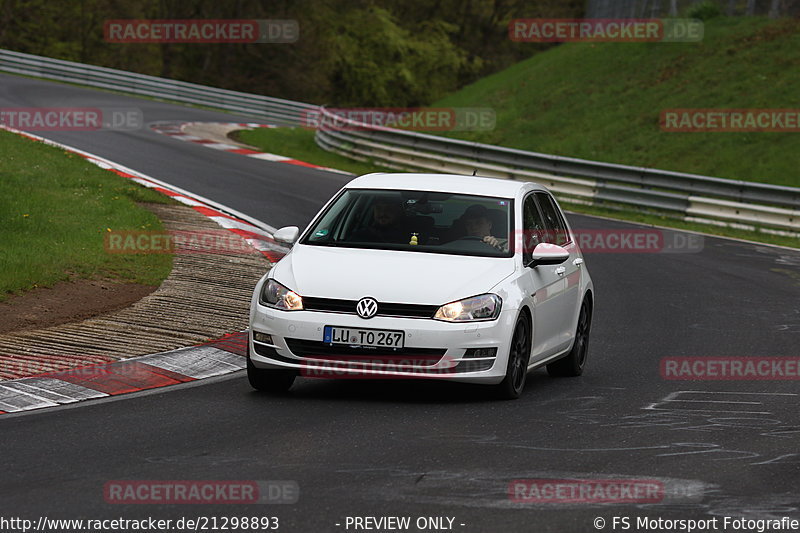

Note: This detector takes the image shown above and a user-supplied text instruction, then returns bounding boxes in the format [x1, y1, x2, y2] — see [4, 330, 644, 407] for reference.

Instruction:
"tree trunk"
[651, 0, 663, 17]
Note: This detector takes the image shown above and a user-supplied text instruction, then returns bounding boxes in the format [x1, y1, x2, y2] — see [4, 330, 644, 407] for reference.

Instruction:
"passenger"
[460, 204, 508, 252]
[351, 198, 409, 243]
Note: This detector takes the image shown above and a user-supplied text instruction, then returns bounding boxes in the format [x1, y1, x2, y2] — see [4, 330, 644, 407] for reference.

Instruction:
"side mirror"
[527, 243, 569, 267]
[273, 226, 300, 245]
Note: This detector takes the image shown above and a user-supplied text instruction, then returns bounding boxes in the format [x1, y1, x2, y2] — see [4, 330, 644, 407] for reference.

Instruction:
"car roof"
[344, 173, 546, 198]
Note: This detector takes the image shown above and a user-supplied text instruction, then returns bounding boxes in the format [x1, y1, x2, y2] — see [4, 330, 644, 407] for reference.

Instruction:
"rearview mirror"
[273, 226, 300, 245]
[527, 243, 569, 267]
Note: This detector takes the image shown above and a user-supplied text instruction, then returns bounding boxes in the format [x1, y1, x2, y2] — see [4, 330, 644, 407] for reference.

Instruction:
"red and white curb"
[0, 333, 248, 414]
[150, 121, 353, 175]
[0, 126, 286, 414]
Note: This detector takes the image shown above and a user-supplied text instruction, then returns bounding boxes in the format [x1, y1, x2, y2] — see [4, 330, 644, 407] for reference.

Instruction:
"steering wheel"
[456, 235, 486, 241]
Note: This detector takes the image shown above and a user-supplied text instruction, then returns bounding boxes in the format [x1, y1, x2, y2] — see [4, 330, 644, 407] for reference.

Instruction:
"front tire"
[494, 315, 531, 400]
[547, 300, 591, 377]
[247, 356, 297, 393]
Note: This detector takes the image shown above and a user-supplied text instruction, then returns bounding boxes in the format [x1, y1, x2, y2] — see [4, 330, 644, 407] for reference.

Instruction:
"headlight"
[434, 294, 501, 322]
[260, 279, 303, 311]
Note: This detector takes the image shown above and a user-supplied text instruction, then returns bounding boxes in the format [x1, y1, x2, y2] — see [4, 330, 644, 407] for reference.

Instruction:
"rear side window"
[534, 193, 569, 246]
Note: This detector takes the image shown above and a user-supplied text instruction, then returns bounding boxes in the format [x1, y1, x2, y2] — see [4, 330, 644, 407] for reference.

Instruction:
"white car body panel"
[249, 173, 594, 386]
[271, 245, 517, 305]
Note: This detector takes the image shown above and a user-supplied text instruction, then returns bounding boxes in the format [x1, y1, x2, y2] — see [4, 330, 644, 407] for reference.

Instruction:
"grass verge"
[434, 16, 800, 188]
[0, 129, 174, 302]
[230, 127, 396, 176]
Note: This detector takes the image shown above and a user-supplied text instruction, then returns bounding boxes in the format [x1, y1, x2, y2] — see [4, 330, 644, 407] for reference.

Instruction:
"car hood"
[271, 244, 516, 305]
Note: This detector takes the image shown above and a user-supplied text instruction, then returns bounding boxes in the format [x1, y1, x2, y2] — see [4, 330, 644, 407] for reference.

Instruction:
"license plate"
[323, 326, 405, 348]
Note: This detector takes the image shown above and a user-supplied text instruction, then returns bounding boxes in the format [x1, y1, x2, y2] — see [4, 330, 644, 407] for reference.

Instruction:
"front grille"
[302, 297, 355, 313]
[303, 297, 438, 319]
[285, 338, 445, 365]
[380, 302, 439, 318]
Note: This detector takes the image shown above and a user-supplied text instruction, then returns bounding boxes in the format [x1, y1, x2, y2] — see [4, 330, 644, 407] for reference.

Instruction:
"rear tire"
[494, 315, 531, 400]
[547, 300, 591, 377]
[247, 356, 296, 393]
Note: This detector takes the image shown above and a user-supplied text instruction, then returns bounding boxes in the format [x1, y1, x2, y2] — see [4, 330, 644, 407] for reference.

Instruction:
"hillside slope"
[434, 17, 800, 187]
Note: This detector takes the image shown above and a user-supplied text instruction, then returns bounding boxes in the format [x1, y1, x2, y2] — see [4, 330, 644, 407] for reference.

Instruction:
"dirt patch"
[0, 280, 157, 334]
[0, 203, 272, 381]
[182, 122, 257, 148]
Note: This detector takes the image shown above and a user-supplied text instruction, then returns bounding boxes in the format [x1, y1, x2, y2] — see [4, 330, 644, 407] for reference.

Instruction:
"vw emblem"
[356, 297, 378, 319]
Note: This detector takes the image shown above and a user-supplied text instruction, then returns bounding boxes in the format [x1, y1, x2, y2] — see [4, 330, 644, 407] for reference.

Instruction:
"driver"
[460, 204, 508, 252]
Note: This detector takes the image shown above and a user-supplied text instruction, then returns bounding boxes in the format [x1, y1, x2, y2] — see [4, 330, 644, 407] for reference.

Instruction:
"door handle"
[555, 266, 566, 276]
[573, 258, 584, 267]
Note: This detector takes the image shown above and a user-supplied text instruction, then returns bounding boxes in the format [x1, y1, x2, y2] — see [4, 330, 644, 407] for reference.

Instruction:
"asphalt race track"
[1, 74, 799, 532]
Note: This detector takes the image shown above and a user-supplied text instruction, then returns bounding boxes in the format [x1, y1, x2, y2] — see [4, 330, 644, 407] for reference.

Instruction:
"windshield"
[301, 189, 514, 257]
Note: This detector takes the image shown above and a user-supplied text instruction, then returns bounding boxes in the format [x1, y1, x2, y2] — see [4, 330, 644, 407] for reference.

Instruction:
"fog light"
[463, 348, 497, 359]
[253, 331, 273, 344]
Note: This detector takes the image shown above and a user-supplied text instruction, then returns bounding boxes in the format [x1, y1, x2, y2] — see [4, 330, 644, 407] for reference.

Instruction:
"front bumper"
[249, 303, 517, 384]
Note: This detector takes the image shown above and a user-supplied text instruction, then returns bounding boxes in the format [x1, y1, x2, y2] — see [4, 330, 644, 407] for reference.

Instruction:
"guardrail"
[0, 49, 315, 125]
[2, 49, 798, 235]
[314, 108, 800, 234]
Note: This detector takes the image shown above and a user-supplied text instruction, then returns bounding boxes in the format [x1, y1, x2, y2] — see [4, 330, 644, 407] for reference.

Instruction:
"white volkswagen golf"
[248, 173, 594, 399]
